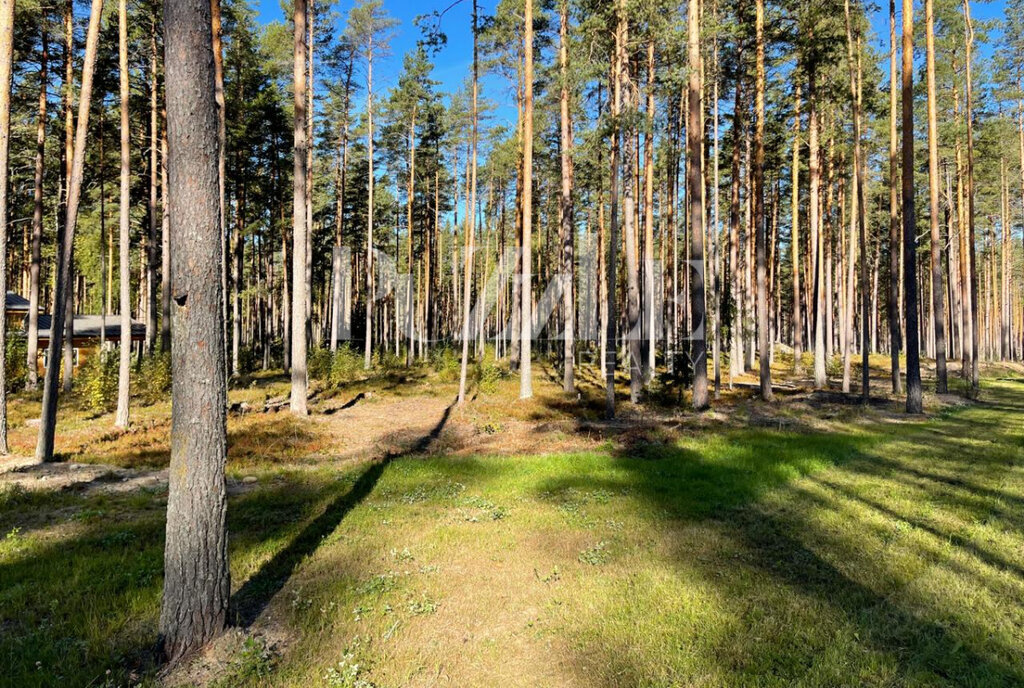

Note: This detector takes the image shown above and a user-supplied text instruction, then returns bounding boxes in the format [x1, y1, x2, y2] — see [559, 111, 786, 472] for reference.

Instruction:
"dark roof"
[6, 292, 29, 311]
[35, 314, 146, 341]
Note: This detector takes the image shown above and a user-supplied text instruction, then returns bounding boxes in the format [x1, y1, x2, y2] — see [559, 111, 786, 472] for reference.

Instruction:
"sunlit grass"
[1, 372, 1022, 686]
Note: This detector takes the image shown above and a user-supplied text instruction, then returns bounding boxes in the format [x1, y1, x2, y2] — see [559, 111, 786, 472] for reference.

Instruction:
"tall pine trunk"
[36, 0, 103, 464]
[688, 0, 709, 409]
[0, 0, 13, 453]
[754, 0, 772, 401]
[159, 0, 230, 658]
[27, 18, 47, 392]
[902, 0, 923, 413]
[520, 0, 534, 399]
[115, 0, 132, 429]
[925, 0, 947, 392]
[290, 0, 309, 414]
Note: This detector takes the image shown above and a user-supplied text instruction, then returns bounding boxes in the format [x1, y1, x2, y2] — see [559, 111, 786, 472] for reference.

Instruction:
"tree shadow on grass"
[532, 381, 1024, 686]
[230, 400, 455, 628]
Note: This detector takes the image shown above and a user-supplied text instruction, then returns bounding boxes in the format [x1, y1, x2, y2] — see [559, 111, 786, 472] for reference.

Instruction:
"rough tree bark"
[159, 0, 230, 660]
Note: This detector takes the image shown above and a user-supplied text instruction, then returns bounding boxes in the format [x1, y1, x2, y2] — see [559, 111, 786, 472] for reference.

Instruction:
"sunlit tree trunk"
[27, 17, 47, 392]
[36, 0, 104, 464]
[159, 0, 229, 659]
[964, 0, 979, 395]
[290, 0, 309, 414]
[925, 0, 947, 392]
[520, 0, 534, 399]
[791, 85, 802, 375]
[754, 0, 772, 401]
[560, 0, 575, 394]
[902, 0, 923, 413]
[0, 0, 13, 453]
[688, 0, 708, 409]
[115, 0, 132, 429]
[458, 0, 479, 404]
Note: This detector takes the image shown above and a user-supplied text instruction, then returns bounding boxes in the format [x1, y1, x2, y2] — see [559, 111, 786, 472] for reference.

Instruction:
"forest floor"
[1, 352, 1023, 687]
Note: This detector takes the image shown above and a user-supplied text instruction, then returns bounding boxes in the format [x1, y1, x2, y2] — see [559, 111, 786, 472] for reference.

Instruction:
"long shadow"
[230, 400, 454, 627]
[531, 381, 1024, 686]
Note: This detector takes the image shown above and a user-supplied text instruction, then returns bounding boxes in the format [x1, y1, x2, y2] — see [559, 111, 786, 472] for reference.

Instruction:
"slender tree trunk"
[888, 0, 902, 394]
[363, 45, 376, 370]
[963, 0, 980, 395]
[902, 0, 923, 413]
[27, 18, 47, 392]
[290, 0, 309, 414]
[754, 0, 772, 400]
[115, 0, 132, 429]
[36, 0, 103, 464]
[621, 13, 641, 403]
[458, 1, 479, 404]
[688, 0, 708, 409]
[520, 0, 534, 399]
[211, 0, 227, 374]
[643, 37, 655, 385]
[161, 116, 170, 352]
[810, 67, 826, 390]
[159, 0, 229, 659]
[729, 76, 743, 384]
[924, 0, 947, 392]
[605, 20, 621, 419]
[0, 0, 13, 453]
[61, 0, 74, 395]
[791, 85, 802, 375]
[560, 0, 574, 394]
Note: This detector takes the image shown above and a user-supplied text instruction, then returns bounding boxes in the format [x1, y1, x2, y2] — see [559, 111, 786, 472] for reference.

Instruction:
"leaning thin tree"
[35, 0, 104, 464]
[159, 0, 231, 661]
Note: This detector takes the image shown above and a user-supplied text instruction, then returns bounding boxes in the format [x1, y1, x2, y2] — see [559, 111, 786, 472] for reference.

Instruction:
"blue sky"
[254, 0, 517, 127]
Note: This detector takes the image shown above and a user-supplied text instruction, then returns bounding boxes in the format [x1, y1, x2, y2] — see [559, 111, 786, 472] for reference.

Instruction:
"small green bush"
[5, 336, 27, 393]
[429, 346, 460, 382]
[137, 351, 172, 405]
[79, 351, 119, 413]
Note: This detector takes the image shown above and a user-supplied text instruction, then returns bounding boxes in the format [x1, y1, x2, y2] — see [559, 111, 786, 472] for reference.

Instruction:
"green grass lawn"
[2, 374, 1023, 687]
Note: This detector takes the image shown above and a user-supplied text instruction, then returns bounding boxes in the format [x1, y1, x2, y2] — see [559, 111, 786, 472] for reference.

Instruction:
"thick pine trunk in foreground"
[159, 0, 230, 661]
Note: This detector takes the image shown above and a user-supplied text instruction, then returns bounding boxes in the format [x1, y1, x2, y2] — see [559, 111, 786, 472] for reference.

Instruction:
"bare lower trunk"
[925, 0, 947, 393]
[159, 0, 230, 659]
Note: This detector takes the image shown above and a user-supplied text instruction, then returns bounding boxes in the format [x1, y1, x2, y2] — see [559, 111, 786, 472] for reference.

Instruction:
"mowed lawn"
[1, 373, 1023, 687]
